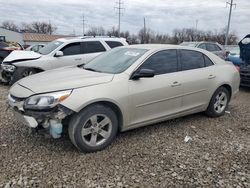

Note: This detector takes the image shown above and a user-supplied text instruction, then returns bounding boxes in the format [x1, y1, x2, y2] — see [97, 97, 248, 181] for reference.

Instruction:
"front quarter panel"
[60, 74, 130, 128]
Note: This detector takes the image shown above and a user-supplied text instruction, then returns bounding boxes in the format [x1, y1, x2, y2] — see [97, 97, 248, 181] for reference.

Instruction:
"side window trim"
[203, 54, 215, 67]
[135, 49, 179, 76]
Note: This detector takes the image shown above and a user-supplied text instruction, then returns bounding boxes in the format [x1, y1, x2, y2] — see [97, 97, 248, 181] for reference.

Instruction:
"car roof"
[56, 36, 127, 43]
[120, 44, 203, 50]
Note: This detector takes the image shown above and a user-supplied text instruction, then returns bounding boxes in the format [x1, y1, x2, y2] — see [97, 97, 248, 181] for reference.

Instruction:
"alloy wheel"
[81, 114, 112, 147]
[213, 91, 228, 114]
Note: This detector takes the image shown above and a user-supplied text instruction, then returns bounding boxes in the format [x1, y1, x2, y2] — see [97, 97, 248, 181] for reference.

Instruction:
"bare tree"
[21, 21, 57, 34]
[107, 27, 119, 37]
[138, 28, 154, 44]
[1, 21, 19, 32]
[86, 26, 105, 36]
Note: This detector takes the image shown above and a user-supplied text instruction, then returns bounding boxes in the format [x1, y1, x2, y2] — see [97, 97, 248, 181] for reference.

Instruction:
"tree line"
[1, 20, 238, 45]
[1, 20, 57, 35]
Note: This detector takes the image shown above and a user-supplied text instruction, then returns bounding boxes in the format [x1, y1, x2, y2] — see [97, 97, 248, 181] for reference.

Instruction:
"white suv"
[1, 37, 128, 84]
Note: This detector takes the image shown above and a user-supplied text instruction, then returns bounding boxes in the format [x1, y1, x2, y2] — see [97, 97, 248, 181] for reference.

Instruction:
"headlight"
[1, 64, 16, 72]
[24, 90, 72, 110]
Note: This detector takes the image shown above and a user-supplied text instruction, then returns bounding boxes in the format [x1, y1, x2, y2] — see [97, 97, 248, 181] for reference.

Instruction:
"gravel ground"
[0, 85, 249, 188]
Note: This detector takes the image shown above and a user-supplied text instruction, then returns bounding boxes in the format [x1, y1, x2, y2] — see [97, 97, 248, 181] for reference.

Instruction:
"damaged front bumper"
[8, 94, 73, 138]
[0, 69, 13, 83]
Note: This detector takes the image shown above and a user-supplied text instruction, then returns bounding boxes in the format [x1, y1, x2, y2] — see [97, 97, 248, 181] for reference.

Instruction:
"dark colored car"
[0, 41, 22, 63]
[239, 34, 250, 87]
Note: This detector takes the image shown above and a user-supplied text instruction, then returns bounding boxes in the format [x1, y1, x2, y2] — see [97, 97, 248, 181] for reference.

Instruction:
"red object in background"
[2, 46, 22, 51]
[235, 65, 240, 72]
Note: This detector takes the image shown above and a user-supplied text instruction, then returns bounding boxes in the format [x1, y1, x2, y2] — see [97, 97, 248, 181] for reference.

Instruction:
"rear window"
[180, 50, 205, 71]
[207, 44, 221, 51]
[105, 41, 123, 48]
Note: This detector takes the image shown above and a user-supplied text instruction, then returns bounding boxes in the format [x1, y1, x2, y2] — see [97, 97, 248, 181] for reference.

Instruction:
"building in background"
[0, 27, 23, 45]
[0, 27, 71, 47]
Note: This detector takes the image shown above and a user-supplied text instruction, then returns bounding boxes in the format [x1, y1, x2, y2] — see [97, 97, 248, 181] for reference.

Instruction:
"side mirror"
[55, 51, 64, 57]
[131, 69, 155, 80]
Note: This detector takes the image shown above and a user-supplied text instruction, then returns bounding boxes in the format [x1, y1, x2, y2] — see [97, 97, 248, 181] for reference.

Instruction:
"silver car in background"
[8, 44, 240, 152]
[180, 41, 226, 59]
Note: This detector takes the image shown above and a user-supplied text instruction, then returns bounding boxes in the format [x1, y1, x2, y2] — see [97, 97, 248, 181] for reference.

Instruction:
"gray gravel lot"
[0, 85, 249, 188]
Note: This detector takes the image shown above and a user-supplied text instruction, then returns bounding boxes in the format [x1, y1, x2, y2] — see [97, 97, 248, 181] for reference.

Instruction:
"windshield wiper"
[84, 67, 102, 73]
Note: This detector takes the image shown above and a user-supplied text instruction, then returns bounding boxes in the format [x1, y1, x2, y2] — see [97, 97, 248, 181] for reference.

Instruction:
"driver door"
[52, 42, 84, 69]
[128, 50, 183, 127]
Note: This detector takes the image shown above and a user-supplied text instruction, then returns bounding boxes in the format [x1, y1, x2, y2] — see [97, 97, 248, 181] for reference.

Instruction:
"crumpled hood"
[3, 50, 42, 63]
[16, 67, 114, 94]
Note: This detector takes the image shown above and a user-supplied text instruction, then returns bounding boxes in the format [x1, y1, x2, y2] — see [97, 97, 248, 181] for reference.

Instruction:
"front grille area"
[10, 94, 26, 102]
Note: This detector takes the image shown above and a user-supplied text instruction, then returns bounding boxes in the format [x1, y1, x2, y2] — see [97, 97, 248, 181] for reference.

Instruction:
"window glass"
[204, 55, 214, 67]
[82, 41, 106, 54]
[84, 48, 148, 74]
[214, 44, 222, 51]
[39, 40, 63, 55]
[198, 44, 206, 50]
[139, 50, 178, 75]
[206, 44, 221, 52]
[180, 50, 205, 70]
[31, 45, 39, 52]
[106, 41, 123, 48]
[61, 42, 81, 56]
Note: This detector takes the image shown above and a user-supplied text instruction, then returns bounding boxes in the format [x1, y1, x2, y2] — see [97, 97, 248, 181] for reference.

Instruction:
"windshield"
[38, 40, 63, 55]
[84, 47, 148, 74]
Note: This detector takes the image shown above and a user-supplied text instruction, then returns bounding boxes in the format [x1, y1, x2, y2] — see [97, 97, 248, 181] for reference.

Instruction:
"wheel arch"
[218, 83, 232, 101]
[77, 100, 124, 132]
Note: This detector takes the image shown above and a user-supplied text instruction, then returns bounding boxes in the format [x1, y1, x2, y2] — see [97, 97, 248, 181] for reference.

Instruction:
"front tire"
[206, 87, 230, 117]
[11, 67, 37, 85]
[68, 104, 118, 153]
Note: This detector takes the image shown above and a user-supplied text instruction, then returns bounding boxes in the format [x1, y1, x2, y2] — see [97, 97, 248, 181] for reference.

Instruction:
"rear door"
[128, 49, 183, 126]
[81, 41, 106, 64]
[179, 49, 216, 111]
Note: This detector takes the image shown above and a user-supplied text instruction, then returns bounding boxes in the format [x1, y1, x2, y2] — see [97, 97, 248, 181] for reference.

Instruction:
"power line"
[225, 0, 236, 45]
[115, 0, 124, 37]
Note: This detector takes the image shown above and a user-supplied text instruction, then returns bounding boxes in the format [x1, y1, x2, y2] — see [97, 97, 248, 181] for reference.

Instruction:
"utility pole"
[195, 19, 198, 32]
[143, 17, 146, 44]
[115, 0, 124, 37]
[225, 0, 236, 45]
[82, 14, 86, 36]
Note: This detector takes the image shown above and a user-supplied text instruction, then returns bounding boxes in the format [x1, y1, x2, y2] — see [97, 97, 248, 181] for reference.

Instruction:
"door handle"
[208, 75, 216, 79]
[75, 58, 82, 61]
[171, 81, 181, 87]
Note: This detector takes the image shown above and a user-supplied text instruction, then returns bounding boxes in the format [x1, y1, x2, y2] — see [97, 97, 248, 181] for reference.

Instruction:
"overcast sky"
[0, 0, 249, 39]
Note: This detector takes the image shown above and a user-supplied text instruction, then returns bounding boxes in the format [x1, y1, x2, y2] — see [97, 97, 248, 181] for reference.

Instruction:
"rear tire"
[11, 67, 37, 85]
[205, 87, 230, 117]
[68, 104, 118, 153]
